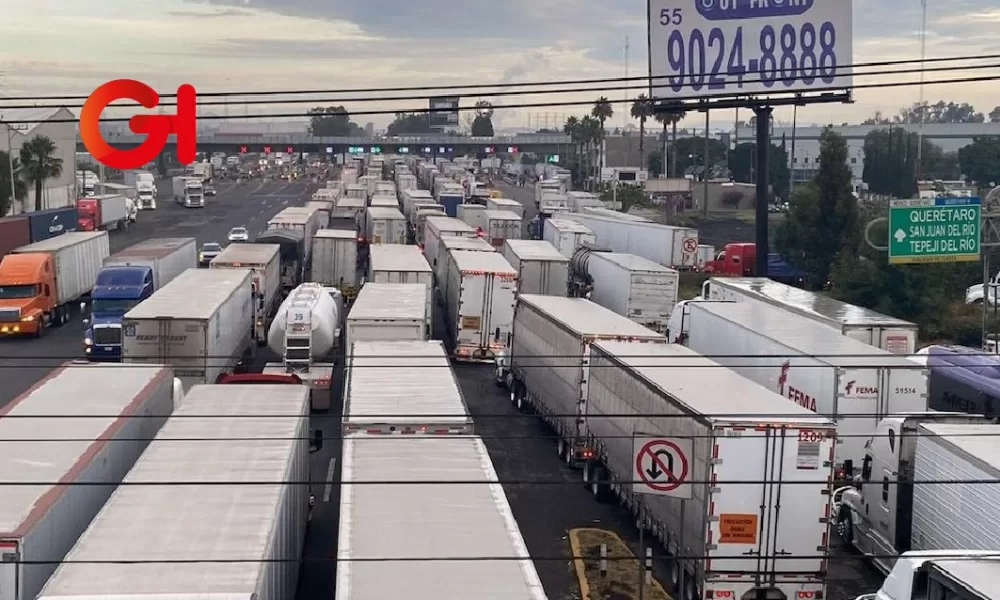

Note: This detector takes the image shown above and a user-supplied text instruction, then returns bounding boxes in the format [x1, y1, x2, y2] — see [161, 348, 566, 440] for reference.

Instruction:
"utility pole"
[916, 0, 927, 179]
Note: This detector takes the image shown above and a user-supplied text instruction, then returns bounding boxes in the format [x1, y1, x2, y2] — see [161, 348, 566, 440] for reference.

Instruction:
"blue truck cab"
[83, 265, 155, 361]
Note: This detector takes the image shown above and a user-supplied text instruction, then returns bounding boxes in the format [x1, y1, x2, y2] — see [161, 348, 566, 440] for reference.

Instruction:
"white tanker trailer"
[263, 283, 342, 411]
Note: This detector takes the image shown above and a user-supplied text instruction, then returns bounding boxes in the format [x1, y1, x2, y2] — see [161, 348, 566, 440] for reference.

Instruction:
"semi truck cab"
[83, 265, 155, 361]
[0, 253, 57, 336]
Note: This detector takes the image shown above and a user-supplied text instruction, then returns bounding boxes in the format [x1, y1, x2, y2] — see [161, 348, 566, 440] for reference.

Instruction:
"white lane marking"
[249, 180, 268, 195]
[323, 458, 337, 502]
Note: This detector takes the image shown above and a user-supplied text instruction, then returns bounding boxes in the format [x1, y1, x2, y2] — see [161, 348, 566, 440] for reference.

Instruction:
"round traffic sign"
[635, 440, 689, 492]
[682, 237, 698, 253]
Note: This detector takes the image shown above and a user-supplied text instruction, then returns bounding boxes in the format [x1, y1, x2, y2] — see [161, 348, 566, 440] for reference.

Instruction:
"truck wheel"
[836, 508, 854, 544]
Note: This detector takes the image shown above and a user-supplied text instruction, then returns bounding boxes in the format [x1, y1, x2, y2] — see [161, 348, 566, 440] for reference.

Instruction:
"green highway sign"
[888, 197, 981, 265]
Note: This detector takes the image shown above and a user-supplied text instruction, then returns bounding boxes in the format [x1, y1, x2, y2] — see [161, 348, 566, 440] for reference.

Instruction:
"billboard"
[647, 0, 852, 101]
[428, 96, 460, 129]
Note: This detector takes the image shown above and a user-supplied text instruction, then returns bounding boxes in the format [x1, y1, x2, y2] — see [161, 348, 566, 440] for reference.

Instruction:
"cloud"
[165, 7, 253, 17]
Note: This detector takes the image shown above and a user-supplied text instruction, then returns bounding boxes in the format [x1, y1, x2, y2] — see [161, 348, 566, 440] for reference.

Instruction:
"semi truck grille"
[0, 308, 19, 322]
[93, 326, 122, 346]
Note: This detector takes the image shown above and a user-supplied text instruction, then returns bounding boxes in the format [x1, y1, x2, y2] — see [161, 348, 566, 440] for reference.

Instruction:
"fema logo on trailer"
[123, 324, 136, 337]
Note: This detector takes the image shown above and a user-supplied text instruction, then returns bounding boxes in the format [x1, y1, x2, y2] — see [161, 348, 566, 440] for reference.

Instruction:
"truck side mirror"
[309, 429, 323, 453]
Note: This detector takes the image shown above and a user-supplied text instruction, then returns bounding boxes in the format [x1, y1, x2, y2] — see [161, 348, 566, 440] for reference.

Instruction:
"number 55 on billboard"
[79, 79, 197, 170]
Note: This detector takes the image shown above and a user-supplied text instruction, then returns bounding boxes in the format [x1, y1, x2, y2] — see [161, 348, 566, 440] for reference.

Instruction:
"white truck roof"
[36, 384, 309, 599]
[13, 231, 107, 254]
[124, 267, 250, 320]
[0, 363, 172, 535]
[710, 277, 916, 327]
[450, 249, 517, 275]
[338, 435, 546, 600]
[344, 340, 470, 430]
[919, 423, 1000, 472]
[593, 252, 674, 272]
[503, 239, 568, 262]
[210, 242, 279, 265]
[441, 236, 494, 252]
[404, 189, 433, 197]
[518, 295, 662, 338]
[928, 559, 1000, 597]
[316, 229, 355, 240]
[366, 206, 405, 219]
[545, 219, 593, 233]
[427, 216, 475, 234]
[369, 244, 432, 273]
[483, 209, 521, 221]
[691, 301, 919, 368]
[107, 237, 194, 261]
[592, 340, 834, 425]
[349, 283, 426, 321]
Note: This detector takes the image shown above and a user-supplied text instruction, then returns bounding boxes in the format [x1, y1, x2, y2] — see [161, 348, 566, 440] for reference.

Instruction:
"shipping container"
[543, 218, 596, 258]
[583, 252, 678, 333]
[423, 216, 476, 269]
[445, 250, 518, 361]
[487, 197, 525, 219]
[26, 206, 78, 243]
[122, 268, 254, 390]
[346, 283, 429, 347]
[680, 301, 928, 467]
[311, 229, 359, 291]
[368, 244, 433, 320]
[0, 217, 30, 257]
[343, 340, 472, 433]
[36, 384, 310, 600]
[501, 239, 569, 297]
[364, 206, 407, 244]
[337, 435, 547, 600]
[508, 295, 666, 462]
[583, 341, 835, 600]
[562, 212, 699, 268]
[702, 277, 919, 354]
[0, 363, 175, 600]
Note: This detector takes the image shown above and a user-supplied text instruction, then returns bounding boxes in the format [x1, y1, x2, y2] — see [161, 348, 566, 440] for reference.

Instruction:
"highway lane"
[0, 178, 318, 409]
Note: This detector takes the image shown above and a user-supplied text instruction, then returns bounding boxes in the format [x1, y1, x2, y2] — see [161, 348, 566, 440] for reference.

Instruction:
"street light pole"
[915, 0, 927, 177]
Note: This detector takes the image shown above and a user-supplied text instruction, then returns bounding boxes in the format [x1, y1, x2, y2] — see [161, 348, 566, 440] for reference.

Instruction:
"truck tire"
[836, 507, 854, 544]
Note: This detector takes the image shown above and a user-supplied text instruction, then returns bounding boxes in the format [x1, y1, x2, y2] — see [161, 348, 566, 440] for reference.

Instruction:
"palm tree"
[591, 97, 614, 176]
[19, 135, 63, 212]
[563, 116, 582, 185]
[654, 108, 686, 177]
[579, 115, 602, 190]
[0, 151, 26, 216]
[630, 95, 653, 169]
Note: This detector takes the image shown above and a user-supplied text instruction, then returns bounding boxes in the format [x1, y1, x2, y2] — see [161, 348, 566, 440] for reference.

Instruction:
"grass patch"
[664, 210, 785, 227]
[679, 271, 709, 301]
[570, 528, 671, 600]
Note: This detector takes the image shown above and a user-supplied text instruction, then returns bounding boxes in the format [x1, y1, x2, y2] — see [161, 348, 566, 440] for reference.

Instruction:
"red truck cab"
[704, 242, 756, 276]
[76, 198, 99, 232]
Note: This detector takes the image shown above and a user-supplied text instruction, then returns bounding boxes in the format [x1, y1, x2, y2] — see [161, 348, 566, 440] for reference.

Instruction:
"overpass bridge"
[77, 132, 574, 157]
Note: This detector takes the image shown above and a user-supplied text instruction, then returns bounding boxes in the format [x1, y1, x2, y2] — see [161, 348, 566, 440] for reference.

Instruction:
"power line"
[4, 57, 999, 110]
[0, 410, 985, 419]
[7, 71, 1000, 124]
[0, 477, 994, 486]
[2, 52, 994, 102]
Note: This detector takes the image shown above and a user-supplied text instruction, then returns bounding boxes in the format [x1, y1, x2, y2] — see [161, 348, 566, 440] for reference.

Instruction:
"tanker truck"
[263, 282, 341, 411]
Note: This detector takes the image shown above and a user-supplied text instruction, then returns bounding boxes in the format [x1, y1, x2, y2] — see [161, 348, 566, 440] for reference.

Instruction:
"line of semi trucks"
[3, 153, 1000, 599]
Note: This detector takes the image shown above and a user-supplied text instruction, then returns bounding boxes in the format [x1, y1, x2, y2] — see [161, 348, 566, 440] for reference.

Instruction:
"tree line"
[307, 101, 497, 138]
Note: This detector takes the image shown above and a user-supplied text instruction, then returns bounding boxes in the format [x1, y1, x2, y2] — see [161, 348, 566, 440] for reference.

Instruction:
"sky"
[0, 0, 998, 132]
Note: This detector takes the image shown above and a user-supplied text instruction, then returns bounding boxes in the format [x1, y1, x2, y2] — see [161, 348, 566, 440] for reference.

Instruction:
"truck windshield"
[91, 298, 140, 313]
[0, 284, 37, 299]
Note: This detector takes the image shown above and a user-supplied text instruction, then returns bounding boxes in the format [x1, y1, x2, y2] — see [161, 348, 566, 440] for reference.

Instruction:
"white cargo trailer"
[11, 231, 110, 305]
[311, 229, 359, 293]
[543, 218, 596, 258]
[584, 252, 679, 333]
[337, 435, 547, 600]
[413, 205, 448, 244]
[584, 341, 835, 600]
[457, 203, 488, 230]
[343, 340, 472, 434]
[423, 216, 476, 269]
[0, 363, 175, 600]
[36, 384, 310, 600]
[483, 209, 522, 248]
[121, 268, 254, 390]
[501, 239, 569, 297]
[507, 295, 667, 464]
[102, 237, 196, 290]
[210, 243, 281, 345]
[267, 206, 321, 262]
[364, 206, 407, 244]
[486, 197, 525, 219]
[702, 277, 919, 354]
[563, 212, 699, 268]
[367, 244, 433, 320]
[305, 200, 332, 229]
[445, 250, 518, 361]
[368, 193, 397, 209]
[681, 301, 928, 468]
[435, 236, 494, 304]
[401, 188, 434, 219]
[346, 283, 429, 347]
